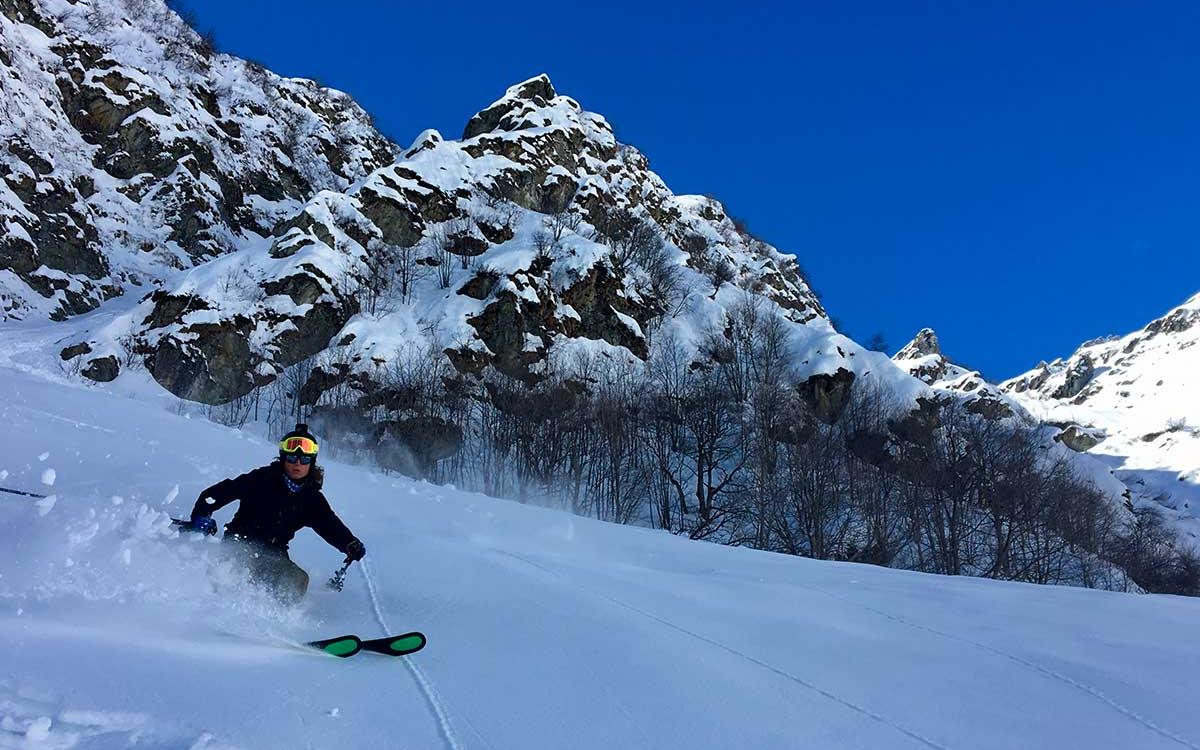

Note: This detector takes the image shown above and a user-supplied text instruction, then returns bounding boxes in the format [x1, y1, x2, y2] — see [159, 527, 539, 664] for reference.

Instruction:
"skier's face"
[284, 458, 311, 481]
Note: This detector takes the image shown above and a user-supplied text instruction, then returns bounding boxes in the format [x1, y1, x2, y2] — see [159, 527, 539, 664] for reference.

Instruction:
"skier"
[188, 423, 366, 602]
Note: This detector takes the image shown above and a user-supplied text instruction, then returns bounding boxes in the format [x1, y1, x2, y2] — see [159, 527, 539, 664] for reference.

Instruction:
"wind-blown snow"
[0, 362, 1197, 749]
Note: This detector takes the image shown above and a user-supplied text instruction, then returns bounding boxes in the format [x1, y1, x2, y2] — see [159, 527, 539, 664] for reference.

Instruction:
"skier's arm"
[190, 469, 259, 519]
[308, 493, 358, 555]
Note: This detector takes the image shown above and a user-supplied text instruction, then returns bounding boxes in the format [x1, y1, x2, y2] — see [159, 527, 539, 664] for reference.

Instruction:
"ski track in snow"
[496, 559, 657, 750]
[6, 402, 117, 434]
[360, 559, 465, 750]
[796, 583, 1200, 750]
[491, 549, 951, 750]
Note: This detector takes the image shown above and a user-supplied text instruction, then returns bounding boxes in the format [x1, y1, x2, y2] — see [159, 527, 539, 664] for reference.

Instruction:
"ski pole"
[327, 559, 354, 592]
[0, 486, 47, 499]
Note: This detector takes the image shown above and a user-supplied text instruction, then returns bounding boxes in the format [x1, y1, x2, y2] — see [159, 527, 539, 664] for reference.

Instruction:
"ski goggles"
[279, 436, 319, 455]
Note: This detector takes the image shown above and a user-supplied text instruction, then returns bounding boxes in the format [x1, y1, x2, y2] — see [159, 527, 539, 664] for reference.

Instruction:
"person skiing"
[188, 423, 366, 602]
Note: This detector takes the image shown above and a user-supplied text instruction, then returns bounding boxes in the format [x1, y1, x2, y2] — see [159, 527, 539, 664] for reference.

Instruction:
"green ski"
[305, 632, 425, 658]
[307, 634, 362, 658]
[360, 632, 427, 657]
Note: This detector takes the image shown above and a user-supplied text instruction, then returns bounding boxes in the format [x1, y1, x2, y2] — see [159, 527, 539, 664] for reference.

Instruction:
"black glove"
[189, 514, 217, 536]
[344, 538, 366, 562]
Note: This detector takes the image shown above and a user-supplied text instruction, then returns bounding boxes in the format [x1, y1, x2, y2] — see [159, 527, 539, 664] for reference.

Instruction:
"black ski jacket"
[190, 461, 356, 554]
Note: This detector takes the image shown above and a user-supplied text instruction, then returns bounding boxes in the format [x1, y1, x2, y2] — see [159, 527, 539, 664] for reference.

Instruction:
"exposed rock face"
[1054, 424, 1106, 452]
[797, 369, 855, 424]
[1003, 294, 1200, 407]
[148, 318, 256, 403]
[0, 0, 394, 320]
[1050, 353, 1094, 400]
[463, 74, 558, 140]
[137, 74, 831, 404]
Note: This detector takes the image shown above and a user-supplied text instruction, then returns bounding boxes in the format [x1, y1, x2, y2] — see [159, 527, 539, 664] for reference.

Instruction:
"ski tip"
[307, 634, 362, 658]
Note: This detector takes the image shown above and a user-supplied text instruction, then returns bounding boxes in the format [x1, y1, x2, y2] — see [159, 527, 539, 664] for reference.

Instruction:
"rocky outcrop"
[0, 0, 394, 320]
[797, 369, 855, 424]
[1050, 353, 1095, 400]
[138, 74, 827, 404]
[894, 328, 947, 384]
[463, 74, 558, 140]
[893, 328, 1015, 420]
[1000, 292, 1200, 558]
[81, 355, 119, 383]
[147, 318, 257, 404]
[1054, 424, 1106, 452]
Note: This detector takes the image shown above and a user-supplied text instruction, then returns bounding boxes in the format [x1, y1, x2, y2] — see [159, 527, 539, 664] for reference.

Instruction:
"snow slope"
[1, 368, 1199, 749]
[1002, 292, 1200, 546]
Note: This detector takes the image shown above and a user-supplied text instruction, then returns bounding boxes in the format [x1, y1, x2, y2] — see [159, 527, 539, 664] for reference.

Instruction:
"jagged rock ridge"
[130, 74, 833, 405]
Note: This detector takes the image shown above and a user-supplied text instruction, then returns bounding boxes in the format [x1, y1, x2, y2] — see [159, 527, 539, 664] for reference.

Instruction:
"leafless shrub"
[116, 333, 144, 371]
[641, 240, 683, 319]
[425, 227, 456, 290]
[206, 391, 254, 428]
[710, 260, 736, 290]
[545, 207, 583, 244]
[531, 230, 554, 264]
[58, 352, 84, 379]
[355, 238, 410, 315]
[591, 206, 664, 275]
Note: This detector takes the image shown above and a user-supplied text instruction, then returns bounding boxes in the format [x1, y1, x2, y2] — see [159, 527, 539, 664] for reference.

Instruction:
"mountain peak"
[463, 74, 566, 139]
[895, 328, 943, 360]
[506, 73, 557, 103]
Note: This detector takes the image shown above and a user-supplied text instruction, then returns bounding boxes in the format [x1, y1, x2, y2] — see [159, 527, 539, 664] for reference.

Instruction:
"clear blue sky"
[173, 0, 1200, 380]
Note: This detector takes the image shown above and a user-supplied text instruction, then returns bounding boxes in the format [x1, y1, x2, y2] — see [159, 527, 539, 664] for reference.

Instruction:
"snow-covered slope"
[2, 365, 1199, 749]
[1002, 292, 1200, 545]
[0, 0, 393, 321]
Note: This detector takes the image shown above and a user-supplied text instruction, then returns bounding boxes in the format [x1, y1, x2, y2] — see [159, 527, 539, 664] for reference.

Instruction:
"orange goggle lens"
[280, 436, 319, 455]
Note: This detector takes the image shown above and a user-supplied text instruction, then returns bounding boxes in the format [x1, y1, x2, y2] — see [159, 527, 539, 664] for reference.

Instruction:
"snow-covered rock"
[0, 0, 394, 321]
[132, 74, 843, 405]
[893, 327, 1012, 419]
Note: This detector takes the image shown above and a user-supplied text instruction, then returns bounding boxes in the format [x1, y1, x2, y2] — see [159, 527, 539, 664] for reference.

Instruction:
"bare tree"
[591, 207, 664, 275]
[545, 207, 584, 244]
[359, 239, 400, 315]
[531, 230, 554, 265]
[115, 333, 145, 371]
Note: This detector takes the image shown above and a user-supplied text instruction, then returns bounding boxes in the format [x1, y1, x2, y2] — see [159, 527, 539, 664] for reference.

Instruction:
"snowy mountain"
[1001, 292, 1200, 546]
[0, 0, 394, 322]
[4, 1, 1200, 745]
[2, 365, 1199, 750]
